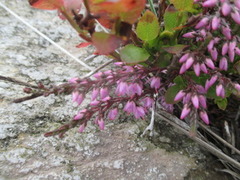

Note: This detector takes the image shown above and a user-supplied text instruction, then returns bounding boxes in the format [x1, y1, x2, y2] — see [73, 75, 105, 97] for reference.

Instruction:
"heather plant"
[17, 0, 239, 139]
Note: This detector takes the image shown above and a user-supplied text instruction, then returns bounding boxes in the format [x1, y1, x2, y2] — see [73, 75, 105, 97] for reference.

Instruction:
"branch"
[0, 75, 38, 88]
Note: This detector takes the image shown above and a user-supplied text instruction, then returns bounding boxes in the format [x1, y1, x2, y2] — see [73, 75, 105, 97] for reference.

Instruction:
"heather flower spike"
[205, 58, 215, 69]
[211, 16, 221, 30]
[179, 53, 189, 63]
[193, 63, 201, 76]
[222, 43, 229, 55]
[216, 84, 225, 97]
[191, 95, 199, 109]
[150, 77, 161, 89]
[221, 2, 232, 16]
[219, 57, 228, 71]
[195, 17, 209, 29]
[185, 57, 194, 69]
[174, 90, 186, 102]
[72, 91, 84, 105]
[202, 0, 218, 7]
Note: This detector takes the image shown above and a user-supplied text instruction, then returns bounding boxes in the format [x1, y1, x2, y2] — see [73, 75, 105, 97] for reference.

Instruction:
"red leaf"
[76, 42, 92, 48]
[29, 0, 64, 10]
[92, 32, 122, 55]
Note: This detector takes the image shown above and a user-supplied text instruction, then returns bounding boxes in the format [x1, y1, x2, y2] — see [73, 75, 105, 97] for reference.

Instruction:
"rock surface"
[0, 1, 230, 180]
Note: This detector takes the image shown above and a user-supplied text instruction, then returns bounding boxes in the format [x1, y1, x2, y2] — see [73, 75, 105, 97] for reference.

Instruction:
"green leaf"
[214, 98, 228, 110]
[92, 32, 122, 55]
[234, 60, 240, 74]
[120, 44, 150, 64]
[162, 44, 188, 54]
[170, 0, 195, 13]
[163, 5, 188, 32]
[136, 10, 160, 42]
[174, 76, 187, 88]
[165, 85, 183, 104]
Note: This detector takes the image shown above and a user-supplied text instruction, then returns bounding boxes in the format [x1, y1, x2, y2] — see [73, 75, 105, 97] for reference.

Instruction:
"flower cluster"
[177, 0, 240, 123]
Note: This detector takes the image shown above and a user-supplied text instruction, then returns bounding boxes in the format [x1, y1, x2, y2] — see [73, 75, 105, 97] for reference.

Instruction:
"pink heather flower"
[228, 51, 235, 62]
[205, 58, 215, 69]
[108, 108, 118, 120]
[133, 106, 146, 119]
[68, 77, 79, 83]
[183, 93, 192, 104]
[91, 88, 99, 101]
[93, 72, 103, 79]
[235, 0, 240, 9]
[228, 41, 236, 62]
[210, 48, 218, 61]
[183, 32, 195, 38]
[100, 88, 109, 99]
[116, 82, 128, 96]
[202, 0, 217, 7]
[74, 109, 87, 120]
[216, 84, 225, 97]
[221, 26, 232, 40]
[180, 105, 191, 119]
[211, 16, 221, 30]
[219, 57, 228, 71]
[72, 91, 84, 105]
[199, 95, 207, 108]
[174, 90, 186, 102]
[193, 63, 201, 76]
[98, 118, 105, 130]
[124, 101, 137, 113]
[90, 100, 100, 106]
[207, 40, 215, 52]
[231, 11, 240, 24]
[79, 124, 85, 133]
[191, 95, 199, 109]
[142, 97, 154, 108]
[196, 85, 206, 94]
[195, 17, 209, 29]
[222, 42, 229, 55]
[200, 63, 208, 73]
[150, 77, 161, 89]
[221, 2, 232, 16]
[235, 47, 240, 55]
[185, 57, 194, 69]
[123, 66, 134, 72]
[234, 83, 240, 91]
[179, 53, 189, 63]
[205, 75, 218, 90]
[199, 111, 209, 124]
[179, 63, 187, 74]
[128, 83, 142, 96]
[114, 62, 124, 66]
[102, 96, 111, 102]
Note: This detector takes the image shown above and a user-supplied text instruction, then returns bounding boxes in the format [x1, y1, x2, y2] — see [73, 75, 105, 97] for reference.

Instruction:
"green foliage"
[170, 0, 196, 13]
[214, 98, 228, 110]
[120, 44, 150, 64]
[136, 10, 160, 42]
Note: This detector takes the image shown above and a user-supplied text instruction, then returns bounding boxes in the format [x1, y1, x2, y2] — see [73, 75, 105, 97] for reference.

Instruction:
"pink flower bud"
[116, 82, 128, 96]
[108, 108, 118, 120]
[205, 75, 218, 90]
[219, 57, 228, 71]
[100, 88, 109, 99]
[203, 0, 217, 7]
[179, 63, 187, 74]
[191, 95, 199, 109]
[98, 119, 105, 130]
[221, 2, 232, 16]
[205, 58, 215, 69]
[235, 0, 240, 9]
[93, 72, 103, 79]
[79, 124, 85, 133]
[180, 105, 191, 119]
[216, 84, 225, 97]
[195, 17, 209, 29]
[72, 91, 84, 105]
[183, 93, 192, 104]
[90, 100, 100, 106]
[185, 57, 194, 69]
[124, 101, 136, 113]
[196, 85, 206, 94]
[228, 42, 236, 62]
[235, 47, 240, 56]
[174, 90, 186, 102]
[221, 26, 232, 40]
[179, 53, 189, 63]
[211, 16, 221, 30]
[128, 83, 142, 96]
[142, 97, 154, 108]
[183, 32, 196, 38]
[91, 88, 99, 101]
[74, 109, 87, 120]
[222, 42, 229, 55]
[231, 11, 240, 24]
[234, 83, 240, 91]
[133, 106, 146, 119]
[207, 40, 215, 52]
[193, 63, 201, 76]
[199, 111, 209, 124]
[200, 63, 208, 73]
[199, 95, 207, 108]
[68, 77, 79, 83]
[210, 48, 218, 61]
[150, 77, 161, 89]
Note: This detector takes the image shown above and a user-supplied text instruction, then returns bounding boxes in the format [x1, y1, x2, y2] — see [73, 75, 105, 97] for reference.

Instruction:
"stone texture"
[0, 1, 230, 180]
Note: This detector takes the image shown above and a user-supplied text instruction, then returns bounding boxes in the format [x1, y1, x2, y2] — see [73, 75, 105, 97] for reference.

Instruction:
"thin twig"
[0, 75, 38, 88]
[199, 123, 240, 156]
[13, 92, 44, 103]
[155, 111, 240, 170]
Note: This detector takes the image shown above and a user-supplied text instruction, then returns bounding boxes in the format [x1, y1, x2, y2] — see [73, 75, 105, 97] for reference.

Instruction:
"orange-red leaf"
[76, 42, 92, 48]
[89, 0, 146, 28]
[29, 0, 64, 10]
